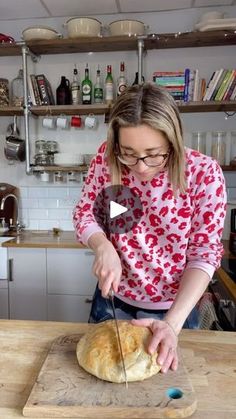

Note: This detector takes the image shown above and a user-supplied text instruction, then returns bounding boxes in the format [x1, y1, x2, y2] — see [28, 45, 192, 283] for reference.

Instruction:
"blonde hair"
[106, 82, 186, 193]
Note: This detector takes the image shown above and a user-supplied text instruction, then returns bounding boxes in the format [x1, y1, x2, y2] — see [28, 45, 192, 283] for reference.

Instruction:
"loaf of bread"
[76, 320, 161, 383]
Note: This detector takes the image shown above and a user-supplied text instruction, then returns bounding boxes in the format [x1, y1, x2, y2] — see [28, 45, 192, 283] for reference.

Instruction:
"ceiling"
[0, 0, 235, 21]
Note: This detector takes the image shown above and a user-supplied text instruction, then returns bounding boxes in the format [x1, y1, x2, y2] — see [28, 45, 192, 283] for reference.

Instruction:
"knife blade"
[109, 289, 128, 388]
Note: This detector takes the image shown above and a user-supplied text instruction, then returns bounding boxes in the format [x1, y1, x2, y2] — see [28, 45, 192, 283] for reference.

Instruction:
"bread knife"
[109, 289, 128, 388]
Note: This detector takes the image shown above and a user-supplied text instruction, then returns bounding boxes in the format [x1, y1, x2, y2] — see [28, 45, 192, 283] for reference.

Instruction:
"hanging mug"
[84, 114, 97, 129]
[42, 116, 55, 129]
[56, 115, 69, 129]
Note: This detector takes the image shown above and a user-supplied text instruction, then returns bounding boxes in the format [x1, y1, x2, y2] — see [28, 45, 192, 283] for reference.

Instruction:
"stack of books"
[203, 69, 236, 101]
[152, 69, 206, 103]
[28, 74, 55, 106]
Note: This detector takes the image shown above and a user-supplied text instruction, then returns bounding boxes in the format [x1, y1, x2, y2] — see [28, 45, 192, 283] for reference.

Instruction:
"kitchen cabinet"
[47, 248, 94, 322]
[7, 247, 47, 320]
[0, 289, 8, 318]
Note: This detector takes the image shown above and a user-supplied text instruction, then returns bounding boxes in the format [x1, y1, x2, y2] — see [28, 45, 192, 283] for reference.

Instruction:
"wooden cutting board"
[23, 334, 197, 418]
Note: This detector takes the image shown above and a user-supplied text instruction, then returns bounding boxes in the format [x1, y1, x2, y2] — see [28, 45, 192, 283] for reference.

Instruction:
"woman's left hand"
[131, 318, 179, 373]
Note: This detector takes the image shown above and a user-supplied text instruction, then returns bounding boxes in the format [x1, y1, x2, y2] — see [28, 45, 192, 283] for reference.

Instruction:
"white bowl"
[22, 26, 60, 41]
[199, 11, 224, 23]
[65, 17, 102, 38]
[109, 19, 145, 36]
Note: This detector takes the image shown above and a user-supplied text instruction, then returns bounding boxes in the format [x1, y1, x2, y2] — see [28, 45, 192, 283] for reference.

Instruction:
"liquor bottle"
[82, 64, 92, 105]
[117, 61, 127, 97]
[132, 72, 145, 86]
[11, 69, 24, 106]
[56, 76, 71, 105]
[105, 65, 114, 105]
[94, 66, 103, 104]
[71, 65, 80, 105]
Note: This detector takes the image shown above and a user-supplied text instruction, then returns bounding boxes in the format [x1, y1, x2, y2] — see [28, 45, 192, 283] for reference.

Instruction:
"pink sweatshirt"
[73, 142, 226, 310]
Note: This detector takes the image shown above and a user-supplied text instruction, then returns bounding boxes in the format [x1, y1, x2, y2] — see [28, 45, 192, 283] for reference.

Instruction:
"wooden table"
[0, 320, 235, 419]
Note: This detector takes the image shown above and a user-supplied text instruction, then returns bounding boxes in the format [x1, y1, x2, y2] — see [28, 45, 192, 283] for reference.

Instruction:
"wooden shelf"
[30, 104, 110, 116]
[0, 43, 22, 56]
[1, 30, 236, 58]
[31, 165, 89, 172]
[221, 165, 236, 172]
[178, 101, 236, 113]
[0, 106, 23, 116]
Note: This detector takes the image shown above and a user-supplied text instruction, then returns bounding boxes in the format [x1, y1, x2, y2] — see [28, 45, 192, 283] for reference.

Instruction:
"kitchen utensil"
[109, 19, 146, 36]
[4, 136, 25, 161]
[84, 114, 97, 129]
[22, 26, 60, 41]
[109, 289, 128, 388]
[195, 18, 236, 32]
[23, 334, 197, 418]
[6, 115, 20, 137]
[64, 17, 102, 38]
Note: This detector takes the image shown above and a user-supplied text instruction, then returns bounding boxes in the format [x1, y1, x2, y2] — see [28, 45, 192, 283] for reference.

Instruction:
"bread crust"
[76, 320, 161, 383]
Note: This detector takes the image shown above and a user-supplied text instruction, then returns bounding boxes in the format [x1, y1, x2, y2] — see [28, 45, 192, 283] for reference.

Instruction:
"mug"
[42, 116, 55, 129]
[40, 171, 50, 182]
[56, 115, 69, 129]
[71, 115, 82, 128]
[84, 114, 97, 129]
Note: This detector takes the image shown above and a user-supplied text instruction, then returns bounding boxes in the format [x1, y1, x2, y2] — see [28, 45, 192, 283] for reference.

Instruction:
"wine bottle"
[56, 76, 71, 105]
[105, 65, 114, 105]
[117, 62, 127, 96]
[94, 65, 103, 104]
[82, 64, 92, 105]
[71, 65, 80, 105]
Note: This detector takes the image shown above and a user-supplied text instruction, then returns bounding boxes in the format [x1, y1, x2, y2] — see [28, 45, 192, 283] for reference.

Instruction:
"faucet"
[0, 193, 22, 234]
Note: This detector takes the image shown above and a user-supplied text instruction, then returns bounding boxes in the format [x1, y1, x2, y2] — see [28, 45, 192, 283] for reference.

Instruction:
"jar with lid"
[46, 141, 58, 154]
[230, 132, 236, 165]
[11, 69, 24, 106]
[192, 132, 206, 154]
[0, 78, 9, 107]
[35, 140, 47, 155]
[211, 132, 226, 165]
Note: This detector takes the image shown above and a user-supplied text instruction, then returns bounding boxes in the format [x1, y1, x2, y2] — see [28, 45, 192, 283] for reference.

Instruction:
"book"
[183, 68, 190, 102]
[193, 69, 199, 101]
[222, 70, 236, 100]
[27, 74, 36, 106]
[210, 69, 228, 101]
[203, 69, 224, 101]
[30, 74, 41, 105]
[36, 74, 52, 105]
[215, 70, 234, 101]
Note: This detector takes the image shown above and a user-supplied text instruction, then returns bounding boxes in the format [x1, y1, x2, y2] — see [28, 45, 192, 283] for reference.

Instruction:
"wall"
[0, 5, 236, 233]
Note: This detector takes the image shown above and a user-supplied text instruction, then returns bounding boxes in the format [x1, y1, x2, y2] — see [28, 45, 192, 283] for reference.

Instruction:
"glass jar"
[211, 131, 226, 165]
[192, 132, 206, 154]
[231, 132, 236, 160]
[0, 78, 9, 107]
[11, 69, 24, 106]
[46, 141, 58, 154]
[35, 140, 47, 155]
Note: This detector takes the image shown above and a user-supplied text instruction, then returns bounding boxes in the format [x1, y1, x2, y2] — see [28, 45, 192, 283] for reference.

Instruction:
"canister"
[0, 78, 9, 106]
[192, 132, 206, 154]
[211, 132, 226, 165]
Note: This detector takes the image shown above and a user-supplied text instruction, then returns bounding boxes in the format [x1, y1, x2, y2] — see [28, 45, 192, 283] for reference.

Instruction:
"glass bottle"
[230, 131, 236, 162]
[56, 76, 71, 105]
[94, 65, 103, 104]
[192, 132, 206, 154]
[71, 66, 80, 105]
[211, 131, 226, 165]
[11, 69, 24, 106]
[117, 61, 127, 97]
[82, 64, 92, 105]
[105, 65, 114, 105]
[132, 71, 145, 86]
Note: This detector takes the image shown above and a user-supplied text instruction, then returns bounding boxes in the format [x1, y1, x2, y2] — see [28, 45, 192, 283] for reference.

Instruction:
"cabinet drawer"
[47, 249, 95, 295]
[0, 289, 8, 319]
[47, 294, 93, 323]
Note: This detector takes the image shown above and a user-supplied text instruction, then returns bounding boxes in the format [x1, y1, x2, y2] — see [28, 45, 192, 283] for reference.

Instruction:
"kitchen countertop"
[0, 320, 235, 419]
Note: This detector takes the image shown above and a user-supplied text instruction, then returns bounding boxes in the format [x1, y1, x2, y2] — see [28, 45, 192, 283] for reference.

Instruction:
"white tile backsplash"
[19, 186, 81, 231]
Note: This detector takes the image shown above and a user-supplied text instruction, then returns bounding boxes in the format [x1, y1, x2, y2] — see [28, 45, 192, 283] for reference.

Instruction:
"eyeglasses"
[117, 151, 170, 167]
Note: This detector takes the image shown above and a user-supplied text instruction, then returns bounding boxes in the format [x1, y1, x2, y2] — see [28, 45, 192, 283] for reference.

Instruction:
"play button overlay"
[93, 185, 143, 234]
[110, 201, 128, 219]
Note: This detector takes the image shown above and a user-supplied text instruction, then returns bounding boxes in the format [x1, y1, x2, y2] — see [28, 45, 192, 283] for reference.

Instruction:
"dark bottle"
[56, 76, 71, 105]
[132, 72, 145, 86]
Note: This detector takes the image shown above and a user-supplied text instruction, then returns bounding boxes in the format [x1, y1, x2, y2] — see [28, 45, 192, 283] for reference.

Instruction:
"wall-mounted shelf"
[221, 165, 236, 172]
[1, 30, 234, 57]
[31, 165, 89, 172]
[30, 104, 110, 116]
[0, 106, 23, 116]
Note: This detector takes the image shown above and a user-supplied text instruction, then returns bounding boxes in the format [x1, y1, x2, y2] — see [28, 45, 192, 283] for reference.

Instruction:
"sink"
[0, 236, 13, 246]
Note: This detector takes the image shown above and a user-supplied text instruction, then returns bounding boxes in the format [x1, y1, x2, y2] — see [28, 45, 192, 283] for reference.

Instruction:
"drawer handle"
[85, 298, 93, 304]
[8, 258, 13, 282]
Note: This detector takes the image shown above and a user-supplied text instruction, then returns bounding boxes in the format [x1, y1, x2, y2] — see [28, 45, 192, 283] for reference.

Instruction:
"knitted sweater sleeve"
[73, 142, 107, 246]
[186, 159, 227, 278]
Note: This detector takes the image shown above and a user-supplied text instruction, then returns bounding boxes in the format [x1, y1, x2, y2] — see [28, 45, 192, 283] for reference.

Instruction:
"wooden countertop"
[2, 230, 85, 249]
[0, 320, 236, 419]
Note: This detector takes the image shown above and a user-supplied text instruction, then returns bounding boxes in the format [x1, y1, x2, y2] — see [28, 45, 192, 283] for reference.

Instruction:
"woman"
[73, 82, 226, 374]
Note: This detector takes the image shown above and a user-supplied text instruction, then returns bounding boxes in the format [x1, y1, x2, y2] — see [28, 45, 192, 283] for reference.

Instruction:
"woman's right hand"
[91, 237, 122, 297]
